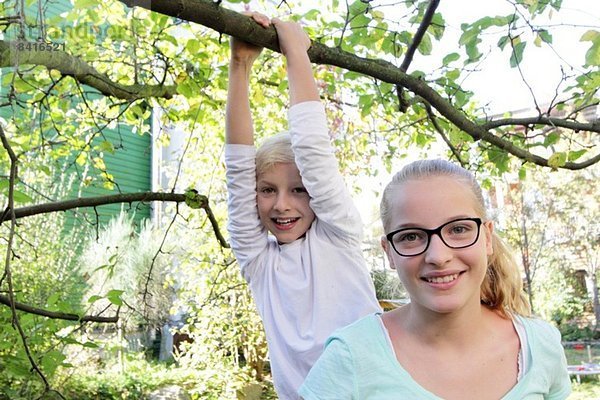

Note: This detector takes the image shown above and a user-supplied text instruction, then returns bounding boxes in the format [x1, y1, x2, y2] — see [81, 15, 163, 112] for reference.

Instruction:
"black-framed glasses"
[386, 218, 483, 257]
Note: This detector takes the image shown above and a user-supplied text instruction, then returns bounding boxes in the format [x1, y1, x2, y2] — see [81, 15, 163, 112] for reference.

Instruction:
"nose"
[423, 233, 452, 266]
[273, 192, 291, 212]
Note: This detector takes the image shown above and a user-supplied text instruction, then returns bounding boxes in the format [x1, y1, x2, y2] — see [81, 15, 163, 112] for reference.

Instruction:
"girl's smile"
[382, 176, 493, 315]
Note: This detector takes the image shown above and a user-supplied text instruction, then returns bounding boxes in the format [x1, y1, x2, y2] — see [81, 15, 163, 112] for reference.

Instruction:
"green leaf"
[446, 68, 460, 80]
[184, 188, 204, 209]
[538, 29, 552, 44]
[96, 140, 115, 154]
[46, 293, 60, 307]
[544, 131, 560, 146]
[442, 52, 460, 66]
[303, 9, 321, 21]
[74, 0, 98, 10]
[106, 289, 124, 306]
[358, 94, 373, 117]
[370, 9, 385, 22]
[186, 39, 200, 54]
[459, 26, 479, 46]
[88, 295, 103, 304]
[5, 357, 30, 378]
[509, 41, 526, 68]
[349, 13, 370, 29]
[177, 80, 194, 98]
[567, 149, 587, 161]
[41, 350, 66, 375]
[547, 152, 567, 168]
[417, 33, 432, 55]
[12, 190, 33, 204]
[581, 30, 600, 66]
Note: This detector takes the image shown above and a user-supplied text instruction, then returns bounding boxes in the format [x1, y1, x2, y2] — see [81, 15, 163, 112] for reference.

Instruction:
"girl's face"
[381, 176, 494, 315]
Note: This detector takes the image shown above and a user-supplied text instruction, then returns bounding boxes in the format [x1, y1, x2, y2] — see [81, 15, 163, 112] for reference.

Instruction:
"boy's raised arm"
[226, 13, 270, 145]
[272, 18, 364, 240]
[271, 18, 319, 106]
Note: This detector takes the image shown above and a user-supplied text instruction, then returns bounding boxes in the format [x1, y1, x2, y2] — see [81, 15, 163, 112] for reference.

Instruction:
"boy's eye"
[292, 187, 308, 194]
[259, 187, 275, 194]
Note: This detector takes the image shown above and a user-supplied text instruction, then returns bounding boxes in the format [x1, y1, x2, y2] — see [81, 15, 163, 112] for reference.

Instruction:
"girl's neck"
[401, 302, 495, 348]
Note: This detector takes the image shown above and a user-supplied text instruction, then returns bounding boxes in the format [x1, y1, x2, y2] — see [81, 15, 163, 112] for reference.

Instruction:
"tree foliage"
[502, 166, 599, 324]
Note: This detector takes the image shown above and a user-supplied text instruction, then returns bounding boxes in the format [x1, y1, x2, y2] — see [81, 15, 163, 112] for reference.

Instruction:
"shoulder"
[300, 313, 386, 399]
[516, 315, 572, 399]
[517, 315, 565, 356]
[518, 315, 561, 341]
[325, 313, 385, 351]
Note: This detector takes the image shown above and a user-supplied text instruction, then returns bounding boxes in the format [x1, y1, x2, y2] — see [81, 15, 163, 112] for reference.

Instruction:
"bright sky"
[251, 0, 597, 113]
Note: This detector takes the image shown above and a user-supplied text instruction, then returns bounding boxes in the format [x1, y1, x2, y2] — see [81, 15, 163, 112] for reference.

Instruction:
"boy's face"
[256, 162, 315, 244]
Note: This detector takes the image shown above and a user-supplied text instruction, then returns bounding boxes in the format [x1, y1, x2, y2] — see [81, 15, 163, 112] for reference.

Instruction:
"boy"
[224, 13, 381, 399]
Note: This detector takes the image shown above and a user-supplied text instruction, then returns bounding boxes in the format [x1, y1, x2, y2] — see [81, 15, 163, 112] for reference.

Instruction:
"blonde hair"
[380, 159, 531, 318]
[255, 132, 295, 176]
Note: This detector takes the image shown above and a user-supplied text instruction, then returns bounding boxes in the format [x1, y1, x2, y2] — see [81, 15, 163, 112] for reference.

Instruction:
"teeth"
[274, 218, 297, 225]
[426, 273, 459, 284]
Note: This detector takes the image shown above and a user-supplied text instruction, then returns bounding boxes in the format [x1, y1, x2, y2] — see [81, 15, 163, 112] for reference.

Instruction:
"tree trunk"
[592, 272, 600, 330]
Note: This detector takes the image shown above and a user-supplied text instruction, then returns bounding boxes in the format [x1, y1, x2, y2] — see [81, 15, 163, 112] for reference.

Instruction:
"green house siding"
[63, 128, 152, 233]
[2, 0, 71, 41]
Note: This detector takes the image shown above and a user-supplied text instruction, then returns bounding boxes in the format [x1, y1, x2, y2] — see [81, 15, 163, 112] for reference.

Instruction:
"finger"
[250, 12, 271, 28]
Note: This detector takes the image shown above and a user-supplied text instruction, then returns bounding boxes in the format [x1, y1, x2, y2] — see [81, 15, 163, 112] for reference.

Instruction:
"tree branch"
[3, 191, 230, 248]
[0, 40, 176, 100]
[482, 115, 600, 132]
[6, 192, 185, 220]
[118, 0, 599, 170]
[397, 0, 440, 112]
[0, 294, 119, 323]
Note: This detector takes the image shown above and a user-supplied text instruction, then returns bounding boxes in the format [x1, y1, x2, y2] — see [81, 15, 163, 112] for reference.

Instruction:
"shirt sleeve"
[288, 101, 364, 243]
[224, 144, 268, 280]
[298, 337, 357, 400]
[545, 326, 572, 400]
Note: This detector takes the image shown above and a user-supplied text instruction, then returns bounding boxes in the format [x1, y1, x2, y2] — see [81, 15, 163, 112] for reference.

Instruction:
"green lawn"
[570, 380, 600, 399]
[566, 344, 600, 399]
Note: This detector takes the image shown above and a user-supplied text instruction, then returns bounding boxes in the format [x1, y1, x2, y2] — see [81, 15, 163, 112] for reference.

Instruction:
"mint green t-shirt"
[299, 313, 571, 399]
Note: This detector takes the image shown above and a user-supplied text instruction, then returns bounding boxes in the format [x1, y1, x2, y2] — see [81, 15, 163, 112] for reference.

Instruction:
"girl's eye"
[260, 187, 275, 194]
[397, 231, 425, 243]
[449, 224, 472, 235]
[292, 187, 307, 194]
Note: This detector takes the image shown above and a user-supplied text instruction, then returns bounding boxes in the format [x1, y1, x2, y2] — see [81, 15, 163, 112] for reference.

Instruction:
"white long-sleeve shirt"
[225, 101, 381, 399]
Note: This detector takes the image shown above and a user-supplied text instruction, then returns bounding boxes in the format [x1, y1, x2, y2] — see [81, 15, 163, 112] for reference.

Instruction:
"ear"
[483, 220, 494, 256]
[381, 235, 397, 270]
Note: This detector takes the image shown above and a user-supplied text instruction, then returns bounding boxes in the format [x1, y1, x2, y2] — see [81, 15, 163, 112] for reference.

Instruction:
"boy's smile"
[256, 162, 315, 244]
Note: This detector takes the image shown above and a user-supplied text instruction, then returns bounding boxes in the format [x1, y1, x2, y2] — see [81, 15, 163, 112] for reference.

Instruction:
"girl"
[299, 159, 571, 399]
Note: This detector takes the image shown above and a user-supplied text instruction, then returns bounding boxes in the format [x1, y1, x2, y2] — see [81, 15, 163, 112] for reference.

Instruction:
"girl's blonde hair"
[255, 132, 295, 177]
[380, 159, 531, 318]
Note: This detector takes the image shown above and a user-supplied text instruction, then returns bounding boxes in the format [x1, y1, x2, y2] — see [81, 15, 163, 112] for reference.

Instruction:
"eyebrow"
[256, 180, 305, 187]
[393, 215, 474, 229]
